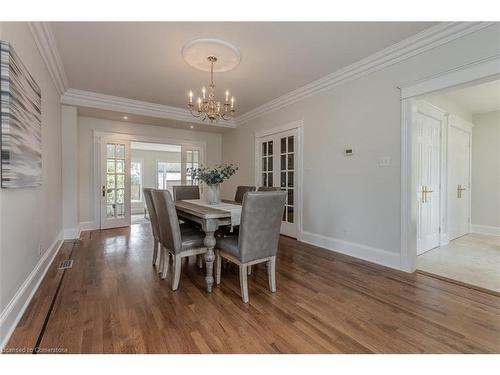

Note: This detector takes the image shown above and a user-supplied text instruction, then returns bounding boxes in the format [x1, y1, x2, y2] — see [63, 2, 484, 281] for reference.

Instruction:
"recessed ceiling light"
[190, 125, 194, 129]
[123, 116, 128, 120]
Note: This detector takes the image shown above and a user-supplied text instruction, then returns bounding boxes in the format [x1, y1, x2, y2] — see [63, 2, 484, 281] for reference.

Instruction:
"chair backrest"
[172, 185, 200, 201]
[234, 185, 256, 203]
[151, 189, 183, 253]
[257, 186, 281, 192]
[238, 191, 286, 263]
[143, 188, 160, 240]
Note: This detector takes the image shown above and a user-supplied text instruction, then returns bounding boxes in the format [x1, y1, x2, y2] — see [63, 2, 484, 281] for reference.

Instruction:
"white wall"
[471, 111, 500, 230]
[130, 148, 181, 214]
[77, 116, 222, 225]
[221, 23, 500, 269]
[0, 23, 63, 344]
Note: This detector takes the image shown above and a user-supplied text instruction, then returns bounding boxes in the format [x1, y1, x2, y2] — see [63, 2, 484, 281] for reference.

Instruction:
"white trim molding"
[0, 231, 64, 349]
[471, 224, 500, 236]
[237, 22, 495, 125]
[28, 22, 68, 95]
[61, 89, 237, 129]
[300, 231, 401, 270]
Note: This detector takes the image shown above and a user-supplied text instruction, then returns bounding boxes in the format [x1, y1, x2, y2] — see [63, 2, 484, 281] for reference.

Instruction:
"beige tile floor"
[418, 233, 500, 293]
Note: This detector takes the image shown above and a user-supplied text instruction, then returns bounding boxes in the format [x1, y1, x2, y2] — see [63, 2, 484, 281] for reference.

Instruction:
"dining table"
[174, 199, 241, 292]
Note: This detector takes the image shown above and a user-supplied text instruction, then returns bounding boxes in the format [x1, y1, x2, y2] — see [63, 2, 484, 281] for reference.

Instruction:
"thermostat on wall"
[344, 148, 354, 156]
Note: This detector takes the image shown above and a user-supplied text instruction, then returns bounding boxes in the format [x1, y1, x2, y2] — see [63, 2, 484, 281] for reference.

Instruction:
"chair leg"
[239, 264, 249, 303]
[196, 254, 203, 269]
[247, 265, 252, 275]
[152, 238, 159, 266]
[215, 252, 221, 285]
[267, 256, 276, 293]
[158, 245, 165, 275]
[161, 249, 170, 280]
[172, 255, 182, 291]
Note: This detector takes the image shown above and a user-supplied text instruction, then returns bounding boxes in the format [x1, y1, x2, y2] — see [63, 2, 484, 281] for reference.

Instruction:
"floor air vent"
[58, 259, 73, 270]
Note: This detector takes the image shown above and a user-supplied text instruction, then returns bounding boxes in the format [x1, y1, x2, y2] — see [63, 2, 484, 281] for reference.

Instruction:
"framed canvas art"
[0, 40, 42, 188]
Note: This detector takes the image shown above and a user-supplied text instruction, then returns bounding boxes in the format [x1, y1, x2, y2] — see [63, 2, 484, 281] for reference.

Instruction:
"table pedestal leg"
[203, 230, 216, 292]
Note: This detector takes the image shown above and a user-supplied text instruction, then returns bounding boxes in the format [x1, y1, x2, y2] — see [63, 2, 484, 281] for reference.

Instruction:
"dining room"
[0, 6, 499, 368]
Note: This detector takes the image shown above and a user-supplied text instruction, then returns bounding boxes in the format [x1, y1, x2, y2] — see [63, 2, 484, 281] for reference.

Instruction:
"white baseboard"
[79, 221, 98, 232]
[470, 224, 500, 236]
[440, 233, 450, 246]
[299, 231, 401, 271]
[63, 227, 79, 240]
[0, 230, 64, 350]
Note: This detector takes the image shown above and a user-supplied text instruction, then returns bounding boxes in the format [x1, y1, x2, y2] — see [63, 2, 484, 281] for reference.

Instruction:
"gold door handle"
[421, 186, 434, 203]
[421, 186, 426, 203]
[457, 184, 466, 198]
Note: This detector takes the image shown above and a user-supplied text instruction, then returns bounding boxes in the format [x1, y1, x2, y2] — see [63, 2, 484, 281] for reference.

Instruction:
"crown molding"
[236, 22, 496, 125]
[28, 22, 69, 96]
[61, 88, 237, 128]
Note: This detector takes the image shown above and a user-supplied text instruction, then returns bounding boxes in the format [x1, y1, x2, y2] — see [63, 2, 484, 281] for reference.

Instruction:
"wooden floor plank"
[5, 224, 500, 353]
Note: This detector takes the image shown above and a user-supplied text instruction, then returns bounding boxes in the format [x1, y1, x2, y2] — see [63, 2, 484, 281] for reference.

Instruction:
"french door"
[447, 125, 471, 240]
[416, 103, 443, 255]
[100, 137, 131, 229]
[257, 128, 298, 238]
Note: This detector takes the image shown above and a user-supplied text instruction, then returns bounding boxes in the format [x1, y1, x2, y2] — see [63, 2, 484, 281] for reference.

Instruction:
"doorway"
[255, 122, 303, 239]
[411, 80, 500, 293]
[97, 133, 204, 230]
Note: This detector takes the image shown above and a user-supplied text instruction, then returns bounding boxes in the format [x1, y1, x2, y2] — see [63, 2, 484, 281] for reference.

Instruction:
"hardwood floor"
[5, 224, 500, 353]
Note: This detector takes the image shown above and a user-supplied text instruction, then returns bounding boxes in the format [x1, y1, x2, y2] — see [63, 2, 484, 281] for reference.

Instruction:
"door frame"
[254, 120, 304, 240]
[399, 55, 500, 272]
[92, 131, 207, 230]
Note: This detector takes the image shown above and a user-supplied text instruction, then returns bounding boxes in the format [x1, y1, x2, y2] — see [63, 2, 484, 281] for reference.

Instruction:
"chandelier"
[187, 56, 235, 123]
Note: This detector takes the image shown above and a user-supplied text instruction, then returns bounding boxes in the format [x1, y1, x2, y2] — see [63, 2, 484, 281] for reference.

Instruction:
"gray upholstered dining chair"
[143, 188, 161, 268]
[257, 186, 281, 192]
[234, 185, 256, 203]
[151, 189, 207, 290]
[215, 191, 286, 303]
[172, 185, 200, 201]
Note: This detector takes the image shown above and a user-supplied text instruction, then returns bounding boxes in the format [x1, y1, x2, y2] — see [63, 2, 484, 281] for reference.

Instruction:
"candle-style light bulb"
[225, 90, 229, 103]
[197, 97, 202, 111]
[202, 87, 206, 100]
[231, 96, 235, 109]
[189, 91, 193, 104]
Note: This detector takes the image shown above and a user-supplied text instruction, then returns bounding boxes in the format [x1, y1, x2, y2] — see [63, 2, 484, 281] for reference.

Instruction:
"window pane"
[262, 142, 267, 156]
[268, 156, 273, 171]
[107, 175, 115, 189]
[287, 206, 294, 223]
[116, 189, 124, 204]
[116, 144, 125, 158]
[281, 137, 286, 153]
[193, 151, 199, 163]
[288, 136, 294, 153]
[280, 155, 286, 171]
[116, 204, 124, 218]
[116, 160, 124, 174]
[288, 171, 294, 187]
[107, 204, 115, 218]
[287, 189, 294, 207]
[268, 141, 273, 155]
[268, 173, 273, 187]
[107, 144, 115, 158]
[280, 172, 286, 187]
[187, 150, 192, 163]
[157, 173, 164, 189]
[262, 157, 267, 172]
[106, 189, 115, 204]
[116, 174, 125, 189]
[107, 159, 115, 173]
[288, 153, 294, 170]
[262, 173, 267, 187]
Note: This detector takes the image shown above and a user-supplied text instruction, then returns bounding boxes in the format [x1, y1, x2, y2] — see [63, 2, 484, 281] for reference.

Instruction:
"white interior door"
[101, 138, 131, 229]
[257, 129, 298, 238]
[416, 106, 442, 255]
[448, 125, 471, 240]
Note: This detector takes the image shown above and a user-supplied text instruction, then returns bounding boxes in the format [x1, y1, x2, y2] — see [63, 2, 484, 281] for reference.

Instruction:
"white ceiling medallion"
[182, 38, 241, 73]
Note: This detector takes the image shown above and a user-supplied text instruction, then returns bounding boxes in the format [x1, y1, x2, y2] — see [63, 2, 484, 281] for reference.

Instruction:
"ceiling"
[443, 79, 500, 115]
[51, 22, 436, 116]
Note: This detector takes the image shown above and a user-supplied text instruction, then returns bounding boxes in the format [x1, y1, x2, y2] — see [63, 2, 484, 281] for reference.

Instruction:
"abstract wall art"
[0, 40, 42, 188]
